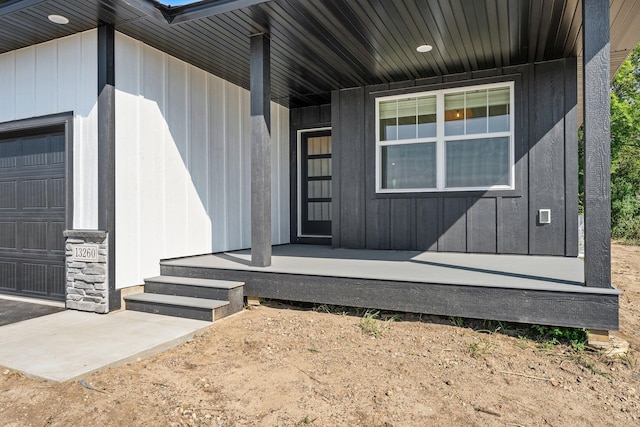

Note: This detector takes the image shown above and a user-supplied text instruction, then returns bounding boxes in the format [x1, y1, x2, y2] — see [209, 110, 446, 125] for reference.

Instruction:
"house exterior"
[0, 0, 637, 330]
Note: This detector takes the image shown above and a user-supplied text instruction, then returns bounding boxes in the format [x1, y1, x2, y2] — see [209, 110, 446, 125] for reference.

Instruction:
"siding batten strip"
[250, 33, 271, 267]
[564, 58, 579, 257]
[97, 24, 120, 309]
[582, 0, 612, 289]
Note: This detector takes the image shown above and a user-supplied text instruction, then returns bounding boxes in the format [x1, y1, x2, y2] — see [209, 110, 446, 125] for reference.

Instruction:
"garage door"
[0, 130, 66, 300]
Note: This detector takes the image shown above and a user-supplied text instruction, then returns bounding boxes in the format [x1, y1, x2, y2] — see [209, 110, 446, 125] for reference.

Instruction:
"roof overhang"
[1, 0, 639, 108]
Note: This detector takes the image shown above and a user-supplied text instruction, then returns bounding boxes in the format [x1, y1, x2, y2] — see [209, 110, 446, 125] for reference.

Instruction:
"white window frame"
[375, 81, 515, 193]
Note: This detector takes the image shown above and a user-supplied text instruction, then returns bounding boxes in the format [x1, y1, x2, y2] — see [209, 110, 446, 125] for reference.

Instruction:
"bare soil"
[1, 243, 640, 426]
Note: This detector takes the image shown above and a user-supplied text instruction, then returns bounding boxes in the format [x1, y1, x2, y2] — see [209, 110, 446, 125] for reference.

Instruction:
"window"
[376, 82, 514, 193]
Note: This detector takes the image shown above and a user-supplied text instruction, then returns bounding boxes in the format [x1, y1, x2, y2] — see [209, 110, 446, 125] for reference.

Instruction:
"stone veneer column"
[63, 230, 109, 314]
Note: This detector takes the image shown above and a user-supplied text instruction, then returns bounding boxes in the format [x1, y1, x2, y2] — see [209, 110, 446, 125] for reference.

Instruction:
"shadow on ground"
[0, 299, 64, 326]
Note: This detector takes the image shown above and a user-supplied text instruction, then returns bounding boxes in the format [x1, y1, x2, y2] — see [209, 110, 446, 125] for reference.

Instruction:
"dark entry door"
[0, 130, 66, 300]
[301, 130, 332, 237]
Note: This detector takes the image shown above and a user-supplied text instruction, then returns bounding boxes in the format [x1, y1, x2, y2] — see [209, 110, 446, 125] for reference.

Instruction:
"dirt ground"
[1, 244, 639, 426]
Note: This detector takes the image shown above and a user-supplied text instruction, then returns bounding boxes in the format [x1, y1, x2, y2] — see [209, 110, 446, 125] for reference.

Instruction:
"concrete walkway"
[0, 310, 211, 382]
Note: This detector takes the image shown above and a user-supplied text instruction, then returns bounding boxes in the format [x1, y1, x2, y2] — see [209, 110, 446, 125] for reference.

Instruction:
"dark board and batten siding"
[330, 59, 579, 256]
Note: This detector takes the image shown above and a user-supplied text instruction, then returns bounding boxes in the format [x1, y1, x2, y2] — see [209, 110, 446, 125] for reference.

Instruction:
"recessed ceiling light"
[416, 44, 433, 53]
[48, 14, 69, 25]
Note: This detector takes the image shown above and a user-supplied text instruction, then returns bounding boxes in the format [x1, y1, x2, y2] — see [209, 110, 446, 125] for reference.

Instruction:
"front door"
[300, 129, 332, 238]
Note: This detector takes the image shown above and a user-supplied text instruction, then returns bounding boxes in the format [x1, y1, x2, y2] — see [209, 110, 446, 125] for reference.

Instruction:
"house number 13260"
[72, 245, 99, 262]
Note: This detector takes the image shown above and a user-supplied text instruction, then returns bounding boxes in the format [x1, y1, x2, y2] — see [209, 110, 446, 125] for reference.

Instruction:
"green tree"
[610, 43, 640, 241]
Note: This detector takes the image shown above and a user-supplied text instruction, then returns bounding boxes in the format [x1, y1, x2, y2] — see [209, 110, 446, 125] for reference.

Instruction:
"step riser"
[125, 301, 215, 321]
[144, 282, 244, 314]
[161, 265, 240, 282]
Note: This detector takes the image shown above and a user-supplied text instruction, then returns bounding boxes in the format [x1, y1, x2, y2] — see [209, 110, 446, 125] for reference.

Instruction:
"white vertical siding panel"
[0, 52, 16, 122]
[0, 30, 98, 229]
[277, 103, 291, 243]
[75, 30, 99, 229]
[209, 75, 228, 252]
[113, 33, 290, 287]
[164, 57, 189, 257]
[225, 82, 243, 250]
[188, 67, 211, 252]
[78, 30, 98, 118]
[240, 88, 252, 249]
[14, 47, 36, 119]
[114, 32, 141, 287]
[35, 42, 57, 116]
[137, 44, 166, 280]
[56, 35, 81, 113]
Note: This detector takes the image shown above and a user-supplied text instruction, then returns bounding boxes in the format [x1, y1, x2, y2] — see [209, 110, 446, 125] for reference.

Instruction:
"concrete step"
[144, 275, 244, 314]
[124, 293, 231, 322]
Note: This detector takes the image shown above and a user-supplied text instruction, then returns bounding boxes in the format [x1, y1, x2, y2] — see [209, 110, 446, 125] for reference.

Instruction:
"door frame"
[296, 127, 332, 242]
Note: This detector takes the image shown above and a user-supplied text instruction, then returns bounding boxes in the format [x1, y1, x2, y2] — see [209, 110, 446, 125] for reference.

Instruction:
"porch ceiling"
[1, 0, 639, 108]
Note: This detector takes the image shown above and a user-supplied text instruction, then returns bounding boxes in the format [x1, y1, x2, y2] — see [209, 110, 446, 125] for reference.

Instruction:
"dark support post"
[582, 0, 611, 288]
[250, 33, 272, 267]
[98, 24, 120, 308]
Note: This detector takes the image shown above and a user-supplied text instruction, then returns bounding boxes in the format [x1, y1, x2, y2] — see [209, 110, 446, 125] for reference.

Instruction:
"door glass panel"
[308, 202, 331, 221]
[308, 181, 332, 199]
[307, 158, 331, 177]
[308, 136, 331, 155]
[308, 181, 320, 199]
[301, 131, 332, 237]
[324, 180, 331, 198]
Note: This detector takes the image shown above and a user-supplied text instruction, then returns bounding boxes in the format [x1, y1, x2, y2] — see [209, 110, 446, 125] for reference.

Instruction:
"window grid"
[375, 82, 515, 193]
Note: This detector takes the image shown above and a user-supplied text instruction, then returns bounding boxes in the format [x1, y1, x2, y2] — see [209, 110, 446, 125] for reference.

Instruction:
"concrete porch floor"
[0, 309, 212, 382]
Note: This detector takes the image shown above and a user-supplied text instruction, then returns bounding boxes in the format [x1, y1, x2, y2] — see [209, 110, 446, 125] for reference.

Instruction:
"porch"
[160, 245, 620, 330]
